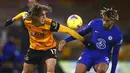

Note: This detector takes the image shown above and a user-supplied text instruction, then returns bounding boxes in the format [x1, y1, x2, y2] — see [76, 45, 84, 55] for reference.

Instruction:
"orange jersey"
[13, 12, 84, 51]
[24, 17, 57, 50]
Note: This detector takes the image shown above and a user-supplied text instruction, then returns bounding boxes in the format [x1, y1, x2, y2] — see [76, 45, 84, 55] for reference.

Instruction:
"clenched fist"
[58, 40, 66, 52]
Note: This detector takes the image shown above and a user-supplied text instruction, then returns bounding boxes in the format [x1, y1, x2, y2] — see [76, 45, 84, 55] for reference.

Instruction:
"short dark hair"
[100, 7, 119, 20]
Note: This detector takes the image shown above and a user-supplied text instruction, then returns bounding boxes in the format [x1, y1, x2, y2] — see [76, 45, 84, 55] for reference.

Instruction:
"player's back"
[84, 18, 122, 56]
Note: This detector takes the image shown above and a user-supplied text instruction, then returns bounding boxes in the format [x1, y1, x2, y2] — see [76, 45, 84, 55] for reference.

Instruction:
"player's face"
[102, 16, 115, 29]
[42, 9, 47, 18]
[32, 9, 47, 26]
[40, 9, 47, 24]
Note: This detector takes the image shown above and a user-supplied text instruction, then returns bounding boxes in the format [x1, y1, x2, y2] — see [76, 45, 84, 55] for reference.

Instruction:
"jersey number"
[50, 49, 56, 54]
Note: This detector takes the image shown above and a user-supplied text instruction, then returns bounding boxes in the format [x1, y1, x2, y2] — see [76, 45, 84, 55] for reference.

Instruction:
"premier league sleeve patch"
[50, 21, 60, 32]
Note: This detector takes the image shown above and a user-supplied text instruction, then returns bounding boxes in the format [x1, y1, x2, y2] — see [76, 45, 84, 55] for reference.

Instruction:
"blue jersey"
[84, 19, 122, 56]
[66, 18, 122, 55]
[65, 18, 123, 73]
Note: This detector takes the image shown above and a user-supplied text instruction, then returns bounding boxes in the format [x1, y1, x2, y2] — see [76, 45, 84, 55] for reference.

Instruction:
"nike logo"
[95, 30, 100, 33]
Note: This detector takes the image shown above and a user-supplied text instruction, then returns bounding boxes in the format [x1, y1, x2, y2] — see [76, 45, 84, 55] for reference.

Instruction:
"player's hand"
[5, 18, 13, 27]
[58, 40, 66, 52]
[83, 39, 96, 50]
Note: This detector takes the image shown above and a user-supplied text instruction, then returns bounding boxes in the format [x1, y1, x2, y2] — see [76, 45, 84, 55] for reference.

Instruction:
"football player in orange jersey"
[5, 3, 86, 73]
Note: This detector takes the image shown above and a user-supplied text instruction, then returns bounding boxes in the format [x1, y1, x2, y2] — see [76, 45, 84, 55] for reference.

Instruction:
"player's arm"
[58, 24, 85, 42]
[64, 26, 92, 42]
[111, 35, 123, 73]
[49, 20, 84, 42]
[60, 20, 97, 51]
[61, 20, 96, 50]
[5, 12, 28, 27]
[64, 20, 94, 43]
[58, 20, 96, 51]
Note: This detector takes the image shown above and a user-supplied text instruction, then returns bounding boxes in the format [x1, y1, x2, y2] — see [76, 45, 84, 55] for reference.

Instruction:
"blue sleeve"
[65, 20, 95, 42]
[111, 35, 123, 73]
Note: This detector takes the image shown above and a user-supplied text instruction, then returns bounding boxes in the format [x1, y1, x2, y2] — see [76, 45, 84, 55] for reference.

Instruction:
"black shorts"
[25, 47, 57, 65]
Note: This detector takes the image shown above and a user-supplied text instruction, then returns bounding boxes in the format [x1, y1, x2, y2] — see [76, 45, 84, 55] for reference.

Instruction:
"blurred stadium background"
[0, 0, 130, 73]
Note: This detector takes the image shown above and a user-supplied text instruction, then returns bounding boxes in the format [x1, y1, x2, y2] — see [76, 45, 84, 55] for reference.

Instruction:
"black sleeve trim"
[50, 21, 60, 32]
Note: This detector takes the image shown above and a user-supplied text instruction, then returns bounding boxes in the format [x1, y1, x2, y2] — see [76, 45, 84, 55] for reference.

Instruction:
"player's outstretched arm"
[49, 21, 84, 51]
[62, 20, 96, 49]
[5, 12, 28, 27]
[58, 25, 96, 50]
[58, 24, 84, 42]
[63, 20, 94, 43]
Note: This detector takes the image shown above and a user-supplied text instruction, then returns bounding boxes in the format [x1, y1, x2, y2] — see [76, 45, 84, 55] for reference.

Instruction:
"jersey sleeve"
[111, 34, 123, 73]
[64, 20, 95, 42]
[77, 20, 95, 36]
[40, 18, 84, 42]
[50, 20, 60, 32]
[58, 24, 84, 42]
[13, 12, 29, 21]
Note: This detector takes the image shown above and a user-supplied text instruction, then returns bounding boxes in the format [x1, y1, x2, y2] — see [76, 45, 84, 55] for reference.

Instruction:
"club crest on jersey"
[108, 36, 113, 40]
[25, 57, 29, 61]
[23, 14, 29, 19]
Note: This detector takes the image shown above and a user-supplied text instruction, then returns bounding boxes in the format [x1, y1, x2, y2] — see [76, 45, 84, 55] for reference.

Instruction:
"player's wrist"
[64, 38, 70, 43]
[82, 39, 89, 44]
[5, 18, 13, 27]
[81, 38, 85, 42]
[83, 39, 96, 50]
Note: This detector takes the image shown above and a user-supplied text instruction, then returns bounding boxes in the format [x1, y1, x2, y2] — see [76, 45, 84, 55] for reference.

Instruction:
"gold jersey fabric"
[13, 12, 84, 51]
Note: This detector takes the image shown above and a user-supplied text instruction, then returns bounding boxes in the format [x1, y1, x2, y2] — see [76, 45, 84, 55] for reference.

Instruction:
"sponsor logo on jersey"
[96, 38, 106, 49]
[95, 30, 100, 33]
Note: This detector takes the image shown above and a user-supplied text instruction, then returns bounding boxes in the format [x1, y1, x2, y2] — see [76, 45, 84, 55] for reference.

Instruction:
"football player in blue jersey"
[58, 7, 123, 73]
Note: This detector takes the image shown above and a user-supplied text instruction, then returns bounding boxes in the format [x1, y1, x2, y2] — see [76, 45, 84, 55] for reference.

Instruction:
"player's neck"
[103, 24, 114, 30]
[109, 24, 114, 30]
[32, 21, 41, 27]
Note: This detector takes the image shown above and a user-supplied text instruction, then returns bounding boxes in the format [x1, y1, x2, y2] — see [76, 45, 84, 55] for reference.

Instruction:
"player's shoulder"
[114, 25, 122, 34]
[91, 18, 102, 22]
[113, 25, 123, 43]
[87, 18, 102, 27]
[20, 11, 30, 20]
[113, 25, 123, 40]
[89, 18, 102, 25]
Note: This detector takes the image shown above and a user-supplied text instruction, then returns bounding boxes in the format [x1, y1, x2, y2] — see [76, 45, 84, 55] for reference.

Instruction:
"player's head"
[28, 3, 52, 25]
[29, 3, 52, 17]
[101, 7, 119, 20]
[101, 7, 119, 28]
